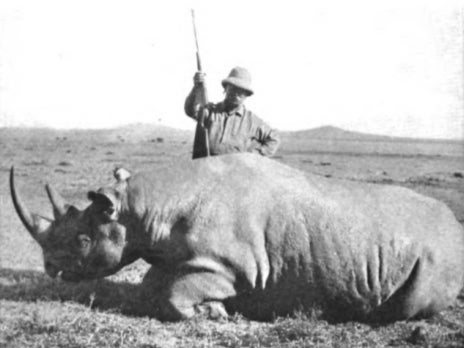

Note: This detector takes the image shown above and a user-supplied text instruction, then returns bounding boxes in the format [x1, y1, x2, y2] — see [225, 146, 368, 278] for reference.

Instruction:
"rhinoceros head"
[10, 167, 130, 282]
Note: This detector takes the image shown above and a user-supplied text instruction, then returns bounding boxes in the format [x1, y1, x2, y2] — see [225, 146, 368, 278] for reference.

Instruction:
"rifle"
[191, 9, 210, 157]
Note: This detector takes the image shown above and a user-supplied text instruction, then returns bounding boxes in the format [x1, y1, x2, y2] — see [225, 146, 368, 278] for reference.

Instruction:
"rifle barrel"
[191, 9, 203, 72]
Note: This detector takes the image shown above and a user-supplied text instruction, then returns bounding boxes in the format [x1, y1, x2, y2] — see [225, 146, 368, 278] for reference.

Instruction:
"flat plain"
[1, 125, 464, 347]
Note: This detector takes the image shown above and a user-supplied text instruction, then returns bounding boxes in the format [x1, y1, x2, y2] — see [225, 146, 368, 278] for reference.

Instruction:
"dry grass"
[1, 126, 464, 347]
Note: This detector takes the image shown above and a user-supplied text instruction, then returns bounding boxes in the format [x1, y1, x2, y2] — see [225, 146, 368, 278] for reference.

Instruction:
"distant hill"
[284, 126, 395, 141]
[282, 125, 462, 143]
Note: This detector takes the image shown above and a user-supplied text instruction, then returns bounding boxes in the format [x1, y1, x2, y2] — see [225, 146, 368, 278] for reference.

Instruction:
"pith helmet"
[221, 67, 254, 96]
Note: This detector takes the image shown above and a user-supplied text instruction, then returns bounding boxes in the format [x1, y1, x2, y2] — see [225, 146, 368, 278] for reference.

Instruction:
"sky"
[0, 0, 463, 139]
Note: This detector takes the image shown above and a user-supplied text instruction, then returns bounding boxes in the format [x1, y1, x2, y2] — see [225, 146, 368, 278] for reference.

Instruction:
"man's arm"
[252, 126, 280, 157]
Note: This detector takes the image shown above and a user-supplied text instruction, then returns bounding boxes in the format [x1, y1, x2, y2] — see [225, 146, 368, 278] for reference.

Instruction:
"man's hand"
[194, 72, 206, 86]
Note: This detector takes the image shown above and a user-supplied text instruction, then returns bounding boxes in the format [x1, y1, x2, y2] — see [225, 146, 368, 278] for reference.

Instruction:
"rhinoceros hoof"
[194, 301, 229, 320]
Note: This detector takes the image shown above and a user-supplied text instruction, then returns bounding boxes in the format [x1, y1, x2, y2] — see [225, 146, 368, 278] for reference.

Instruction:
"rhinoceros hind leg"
[369, 257, 445, 323]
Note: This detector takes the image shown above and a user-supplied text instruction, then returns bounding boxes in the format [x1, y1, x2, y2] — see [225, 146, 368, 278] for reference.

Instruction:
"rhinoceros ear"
[113, 167, 131, 183]
[88, 189, 121, 221]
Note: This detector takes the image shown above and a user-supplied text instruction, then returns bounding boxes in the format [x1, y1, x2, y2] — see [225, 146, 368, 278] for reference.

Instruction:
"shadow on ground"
[0, 268, 151, 317]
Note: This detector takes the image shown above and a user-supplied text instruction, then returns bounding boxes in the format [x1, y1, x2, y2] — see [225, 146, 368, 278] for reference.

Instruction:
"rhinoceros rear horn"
[10, 166, 51, 243]
[45, 183, 69, 218]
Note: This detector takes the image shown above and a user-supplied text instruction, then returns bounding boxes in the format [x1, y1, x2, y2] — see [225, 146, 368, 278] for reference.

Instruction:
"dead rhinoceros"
[10, 153, 464, 322]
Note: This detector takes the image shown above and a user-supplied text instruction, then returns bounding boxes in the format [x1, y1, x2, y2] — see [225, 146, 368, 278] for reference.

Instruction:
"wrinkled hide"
[10, 154, 464, 322]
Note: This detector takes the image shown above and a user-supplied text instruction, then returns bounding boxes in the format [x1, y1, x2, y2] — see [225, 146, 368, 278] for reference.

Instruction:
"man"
[184, 66, 280, 159]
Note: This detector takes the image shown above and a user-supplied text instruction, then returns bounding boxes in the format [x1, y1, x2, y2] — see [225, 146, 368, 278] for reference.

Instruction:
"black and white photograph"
[1, 0, 463, 346]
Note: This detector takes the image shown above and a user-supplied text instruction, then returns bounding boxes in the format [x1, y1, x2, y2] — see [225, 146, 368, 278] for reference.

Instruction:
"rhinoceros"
[9, 153, 464, 322]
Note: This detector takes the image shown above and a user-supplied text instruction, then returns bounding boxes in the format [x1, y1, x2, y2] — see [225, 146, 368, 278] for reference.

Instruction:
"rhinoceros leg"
[193, 301, 229, 320]
[165, 271, 236, 321]
[369, 256, 453, 322]
[141, 264, 236, 321]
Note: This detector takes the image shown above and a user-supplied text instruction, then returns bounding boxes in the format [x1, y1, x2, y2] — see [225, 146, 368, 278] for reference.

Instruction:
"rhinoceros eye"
[77, 234, 91, 249]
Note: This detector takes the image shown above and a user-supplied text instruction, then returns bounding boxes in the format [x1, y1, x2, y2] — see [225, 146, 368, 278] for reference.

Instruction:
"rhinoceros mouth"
[59, 266, 106, 282]
[60, 272, 79, 282]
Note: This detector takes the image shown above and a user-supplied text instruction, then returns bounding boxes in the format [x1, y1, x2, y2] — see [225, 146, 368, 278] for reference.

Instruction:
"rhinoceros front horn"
[9, 166, 51, 243]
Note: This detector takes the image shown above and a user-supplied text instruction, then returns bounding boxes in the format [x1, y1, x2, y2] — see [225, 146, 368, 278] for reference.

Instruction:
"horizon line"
[1, 123, 463, 142]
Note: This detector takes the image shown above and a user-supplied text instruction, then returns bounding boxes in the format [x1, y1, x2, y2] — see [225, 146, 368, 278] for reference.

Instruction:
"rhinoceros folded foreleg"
[141, 263, 236, 321]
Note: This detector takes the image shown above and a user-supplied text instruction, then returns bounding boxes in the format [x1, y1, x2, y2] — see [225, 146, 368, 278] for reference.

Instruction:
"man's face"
[224, 84, 249, 108]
